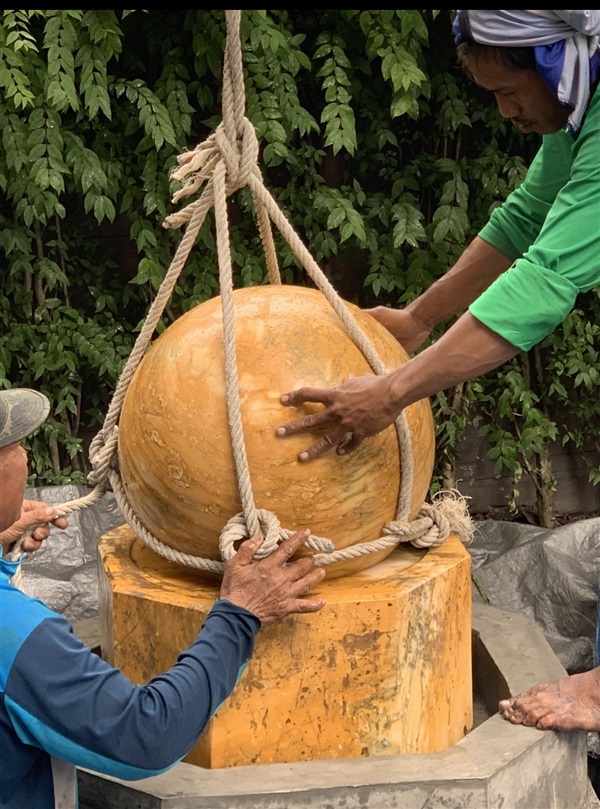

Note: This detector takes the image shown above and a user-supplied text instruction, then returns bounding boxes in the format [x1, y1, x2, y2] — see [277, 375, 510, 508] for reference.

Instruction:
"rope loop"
[219, 510, 335, 562]
[220, 509, 281, 560]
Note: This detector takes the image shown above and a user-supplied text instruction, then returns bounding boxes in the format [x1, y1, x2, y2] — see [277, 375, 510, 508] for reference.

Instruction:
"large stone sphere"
[118, 285, 435, 578]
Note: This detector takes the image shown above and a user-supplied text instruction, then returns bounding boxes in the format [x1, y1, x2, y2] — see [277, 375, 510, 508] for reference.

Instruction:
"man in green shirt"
[277, 9, 600, 734]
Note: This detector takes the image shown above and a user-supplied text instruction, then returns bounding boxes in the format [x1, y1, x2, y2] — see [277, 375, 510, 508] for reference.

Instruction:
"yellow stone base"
[98, 525, 472, 768]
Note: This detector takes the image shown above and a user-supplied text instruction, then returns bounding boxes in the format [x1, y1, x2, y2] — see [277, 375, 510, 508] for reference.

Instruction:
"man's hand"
[220, 529, 326, 625]
[0, 499, 69, 555]
[364, 306, 432, 355]
[276, 372, 399, 462]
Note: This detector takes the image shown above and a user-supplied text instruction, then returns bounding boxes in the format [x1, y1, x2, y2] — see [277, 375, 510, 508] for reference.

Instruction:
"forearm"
[387, 312, 519, 410]
[8, 603, 260, 779]
[405, 237, 513, 331]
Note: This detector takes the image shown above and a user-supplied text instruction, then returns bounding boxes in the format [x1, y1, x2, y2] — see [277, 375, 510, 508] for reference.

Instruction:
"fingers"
[290, 563, 326, 590]
[276, 409, 332, 438]
[260, 562, 326, 623]
[233, 533, 264, 565]
[21, 502, 69, 530]
[286, 594, 326, 614]
[297, 426, 368, 462]
[25, 506, 57, 524]
[265, 528, 312, 566]
[232, 530, 314, 570]
[280, 387, 334, 408]
[277, 388, 336, 441]
[336, 431, 361, 456]
[242, 530, 326, 590]
[261, 532, 326, 598]
[31, 525, 51, 542]
[299, 428, 352, 462]
[51, 516, 69, 530]
[277, 378, 372, 461]
[21, 536, 44, 554]
[277, 420, 352, 461]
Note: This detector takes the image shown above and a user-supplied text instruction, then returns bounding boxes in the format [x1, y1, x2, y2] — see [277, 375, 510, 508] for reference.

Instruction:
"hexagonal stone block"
[98, 525, 472, 767]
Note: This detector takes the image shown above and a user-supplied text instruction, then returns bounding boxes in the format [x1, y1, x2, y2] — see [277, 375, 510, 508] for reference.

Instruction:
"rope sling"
[10, 10, 473, 571]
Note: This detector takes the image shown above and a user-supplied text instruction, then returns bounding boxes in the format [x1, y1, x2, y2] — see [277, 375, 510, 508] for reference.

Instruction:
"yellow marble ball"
[117, 285, 435, 578]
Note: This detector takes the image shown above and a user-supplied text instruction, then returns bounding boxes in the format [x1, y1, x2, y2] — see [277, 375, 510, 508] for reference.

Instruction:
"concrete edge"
[79, 602, 586, 802]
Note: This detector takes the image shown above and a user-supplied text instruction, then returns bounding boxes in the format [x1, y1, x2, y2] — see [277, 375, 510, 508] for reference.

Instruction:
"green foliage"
[1, 10, 598, 521]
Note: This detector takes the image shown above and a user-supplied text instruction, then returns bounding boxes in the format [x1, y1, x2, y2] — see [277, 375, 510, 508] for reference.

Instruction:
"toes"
[536, 714, 561, 731]
[501, 709, 524, 725]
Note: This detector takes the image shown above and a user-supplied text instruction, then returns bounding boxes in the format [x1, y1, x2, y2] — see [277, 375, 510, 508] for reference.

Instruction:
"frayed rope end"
[430, 489, 474, 546]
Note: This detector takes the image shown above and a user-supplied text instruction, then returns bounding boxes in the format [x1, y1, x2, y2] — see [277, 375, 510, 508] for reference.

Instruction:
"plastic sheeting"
[17, 485, 123, 622]
[470, 516, 600, 674]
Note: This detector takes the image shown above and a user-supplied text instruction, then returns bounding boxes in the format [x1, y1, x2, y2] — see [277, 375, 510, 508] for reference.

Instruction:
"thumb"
[21, 506, 58, 528]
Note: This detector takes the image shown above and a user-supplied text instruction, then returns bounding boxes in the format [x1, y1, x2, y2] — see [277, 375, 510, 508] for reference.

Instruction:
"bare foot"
[499, 667, 600, 732]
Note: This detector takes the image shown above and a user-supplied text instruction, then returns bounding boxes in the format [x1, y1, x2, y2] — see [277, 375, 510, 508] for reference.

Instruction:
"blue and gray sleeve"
[4, 598, 260, 780]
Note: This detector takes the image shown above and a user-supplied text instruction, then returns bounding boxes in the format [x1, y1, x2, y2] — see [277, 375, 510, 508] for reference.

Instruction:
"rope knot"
[219, 508, 283, 561]
[215, 117, 259, 194]
[410, 505, 450, 549]
[408, 490, 474, 550]
[61, 9, 473, 578]
[219, 510, 335, 563]
[87, 425, 119, 488]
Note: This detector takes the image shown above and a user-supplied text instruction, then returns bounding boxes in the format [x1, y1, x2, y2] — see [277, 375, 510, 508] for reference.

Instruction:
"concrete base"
[78, 602, 594, 809]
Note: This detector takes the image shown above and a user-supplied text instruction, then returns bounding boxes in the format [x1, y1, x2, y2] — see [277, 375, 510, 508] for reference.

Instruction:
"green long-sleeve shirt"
[470, 81, 600, 351]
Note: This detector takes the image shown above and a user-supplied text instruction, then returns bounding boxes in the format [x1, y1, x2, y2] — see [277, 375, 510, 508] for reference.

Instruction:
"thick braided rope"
[13, 10, 472, 573]
[9, 10, 332, 573]
[159, 10, 473, 561]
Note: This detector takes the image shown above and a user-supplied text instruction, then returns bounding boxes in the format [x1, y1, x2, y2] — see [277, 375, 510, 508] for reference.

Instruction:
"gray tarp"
[18, 485, 123, 622]
[470, 517, 600, 674]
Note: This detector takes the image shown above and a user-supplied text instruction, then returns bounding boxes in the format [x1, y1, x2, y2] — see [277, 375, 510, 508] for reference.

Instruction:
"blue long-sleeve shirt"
[0, 551, 260, 808]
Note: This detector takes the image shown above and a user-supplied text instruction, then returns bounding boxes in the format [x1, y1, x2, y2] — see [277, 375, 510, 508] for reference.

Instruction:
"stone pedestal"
[98, 525, 472, 768]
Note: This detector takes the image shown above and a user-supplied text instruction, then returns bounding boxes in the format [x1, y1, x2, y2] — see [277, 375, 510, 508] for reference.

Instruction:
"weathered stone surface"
[78, 603, 594, 809]
[98, 525, 472, 767]
[117, 284, 436, 577]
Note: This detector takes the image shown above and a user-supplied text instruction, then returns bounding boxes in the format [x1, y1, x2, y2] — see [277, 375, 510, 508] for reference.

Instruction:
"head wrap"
[453, 10, 600, 137]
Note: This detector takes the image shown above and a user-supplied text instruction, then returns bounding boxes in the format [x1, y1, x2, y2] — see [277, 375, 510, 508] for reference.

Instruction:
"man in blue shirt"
[0, 387, 326, 809]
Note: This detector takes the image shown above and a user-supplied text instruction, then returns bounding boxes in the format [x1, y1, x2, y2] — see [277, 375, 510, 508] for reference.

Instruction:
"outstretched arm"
[4, 531, 326, 778]
[366, 237, 513, 354]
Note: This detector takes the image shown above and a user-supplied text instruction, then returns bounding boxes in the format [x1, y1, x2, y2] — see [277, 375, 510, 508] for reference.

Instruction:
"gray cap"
[0, 389, 50, 448]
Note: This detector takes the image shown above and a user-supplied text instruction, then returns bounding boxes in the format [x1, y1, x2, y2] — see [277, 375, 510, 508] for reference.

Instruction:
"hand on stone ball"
[277, 372, 399, 461]
[220, 529, 326, 625]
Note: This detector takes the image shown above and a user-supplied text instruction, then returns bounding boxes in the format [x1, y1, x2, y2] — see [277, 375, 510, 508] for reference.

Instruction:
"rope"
[10, 9, 473, 572]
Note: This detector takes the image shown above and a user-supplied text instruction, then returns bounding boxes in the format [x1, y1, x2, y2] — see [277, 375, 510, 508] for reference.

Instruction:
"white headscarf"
[453, 9, 600, 136]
